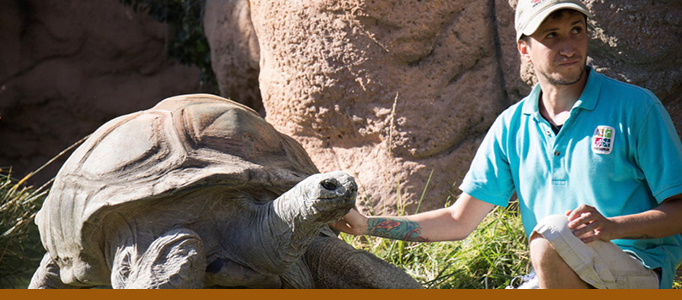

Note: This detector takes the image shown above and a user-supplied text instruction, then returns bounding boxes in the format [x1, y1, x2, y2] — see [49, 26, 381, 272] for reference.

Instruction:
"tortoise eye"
[321, 179, 338, 190]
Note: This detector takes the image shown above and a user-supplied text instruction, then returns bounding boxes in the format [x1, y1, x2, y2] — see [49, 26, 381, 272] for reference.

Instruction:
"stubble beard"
[539, 63, 586, 86]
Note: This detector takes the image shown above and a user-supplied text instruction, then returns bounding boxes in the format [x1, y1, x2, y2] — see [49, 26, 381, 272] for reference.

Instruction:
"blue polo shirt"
[460, 66, 682, 288]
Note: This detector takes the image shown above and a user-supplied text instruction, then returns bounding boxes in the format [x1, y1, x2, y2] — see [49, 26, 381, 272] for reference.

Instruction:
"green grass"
[343, 189, 682, 289]
[1, 162, 680, 288]
[0, 136, 85, 288]
[341, 201, 531, 289]
[0, 169, 48, 288]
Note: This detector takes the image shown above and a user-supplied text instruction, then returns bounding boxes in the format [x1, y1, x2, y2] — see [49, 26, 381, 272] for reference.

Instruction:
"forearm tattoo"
[366, 217, 430, 242]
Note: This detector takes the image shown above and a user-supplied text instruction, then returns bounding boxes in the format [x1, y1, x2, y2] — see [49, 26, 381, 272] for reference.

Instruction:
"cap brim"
[519, 3, 592, 40]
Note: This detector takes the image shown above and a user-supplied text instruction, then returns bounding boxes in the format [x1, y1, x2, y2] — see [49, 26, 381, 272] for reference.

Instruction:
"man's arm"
[567, 194, 682, 243]
[330, 192, 495, 242]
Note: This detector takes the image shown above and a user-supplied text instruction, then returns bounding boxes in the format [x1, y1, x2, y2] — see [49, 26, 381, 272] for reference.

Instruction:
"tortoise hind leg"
[28, 253, 81, 289]
[303, 235, 422, 289]
[115, 228, 206, 289]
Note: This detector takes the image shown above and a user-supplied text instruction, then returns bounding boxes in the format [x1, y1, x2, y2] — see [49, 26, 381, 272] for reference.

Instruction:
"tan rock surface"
[204, 0, 263, 115]
[246, 0, 513, 214]
[222, 0, 681, 214]
[6, 0, 681, 216]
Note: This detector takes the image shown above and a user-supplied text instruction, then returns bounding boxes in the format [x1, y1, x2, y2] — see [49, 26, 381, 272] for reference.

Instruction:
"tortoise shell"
[35, 94, 319, 283]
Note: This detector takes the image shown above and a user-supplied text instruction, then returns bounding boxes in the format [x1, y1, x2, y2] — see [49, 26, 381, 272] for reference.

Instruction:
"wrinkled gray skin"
[28, 94, 421, 289]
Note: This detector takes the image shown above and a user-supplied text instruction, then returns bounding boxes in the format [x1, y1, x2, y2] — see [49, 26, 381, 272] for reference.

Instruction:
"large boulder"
[8, 0, 680, 215]
[204, 0, 682, 214]
[203, 0, 263, 115]
[240, 0, 514, 214]
[0, 0, 211, 184]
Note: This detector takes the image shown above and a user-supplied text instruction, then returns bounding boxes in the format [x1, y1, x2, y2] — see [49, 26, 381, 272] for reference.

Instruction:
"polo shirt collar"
[522, 66, 602, 117]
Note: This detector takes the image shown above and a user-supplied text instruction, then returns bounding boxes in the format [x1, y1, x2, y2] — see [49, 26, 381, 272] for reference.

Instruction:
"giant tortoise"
[29, 94, 421, 289]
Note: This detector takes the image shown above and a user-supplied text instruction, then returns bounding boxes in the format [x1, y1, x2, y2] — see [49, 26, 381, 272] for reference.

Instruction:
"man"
[331, 0, 682, 289]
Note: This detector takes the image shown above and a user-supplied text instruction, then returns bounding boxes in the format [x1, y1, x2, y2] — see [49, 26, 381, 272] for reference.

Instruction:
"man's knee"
[529, 215, 571, 262]
[529, 231, 560, 267]
[534, 214, 571, 238]
[529, 215, 590, 288]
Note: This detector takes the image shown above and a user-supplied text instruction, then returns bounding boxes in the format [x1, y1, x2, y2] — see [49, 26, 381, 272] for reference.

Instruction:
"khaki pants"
[532, 214, 659, 289]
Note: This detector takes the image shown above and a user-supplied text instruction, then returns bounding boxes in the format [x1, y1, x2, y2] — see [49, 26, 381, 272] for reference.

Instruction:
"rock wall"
[205, 0, 682, 214]
[203, 0, 263, 116]
[257, 0, 512, 214]
[585, 0, 682, 131]
[5, 0, 679, 215]
[0, 0, 212, 185]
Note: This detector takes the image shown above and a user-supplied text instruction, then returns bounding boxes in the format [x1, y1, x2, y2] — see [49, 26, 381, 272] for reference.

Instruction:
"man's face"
[518, 10, 589, 86]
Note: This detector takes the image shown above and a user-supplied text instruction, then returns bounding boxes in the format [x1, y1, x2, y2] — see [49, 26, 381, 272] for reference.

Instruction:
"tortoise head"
[298, 171, 357, 223]
[271, 171, 356, 225]
[257, 171, 356, 271]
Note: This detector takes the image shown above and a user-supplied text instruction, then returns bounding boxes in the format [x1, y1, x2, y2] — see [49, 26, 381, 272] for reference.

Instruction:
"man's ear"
[518, 40, 532, 64]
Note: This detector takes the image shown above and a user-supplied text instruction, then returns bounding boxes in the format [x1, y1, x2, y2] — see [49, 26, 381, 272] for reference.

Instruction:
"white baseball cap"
[515, 0, 592, 41]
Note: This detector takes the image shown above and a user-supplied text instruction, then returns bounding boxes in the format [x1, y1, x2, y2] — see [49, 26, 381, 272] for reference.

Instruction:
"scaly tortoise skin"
[29, 94, 421, 289]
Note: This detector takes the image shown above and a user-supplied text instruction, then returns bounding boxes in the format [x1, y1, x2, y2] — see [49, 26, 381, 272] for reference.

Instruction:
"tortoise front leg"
[303, 236, 422, 289]
[113, 228, 206, 289]
[28, 253, 80, 289]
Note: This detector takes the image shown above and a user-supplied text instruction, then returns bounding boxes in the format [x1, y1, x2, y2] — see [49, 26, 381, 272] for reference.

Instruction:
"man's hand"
[329, 208, 368, 236]
[330, 192, 495, 242]
[566, 196, 682, 243]
[565, 204, 616, 243]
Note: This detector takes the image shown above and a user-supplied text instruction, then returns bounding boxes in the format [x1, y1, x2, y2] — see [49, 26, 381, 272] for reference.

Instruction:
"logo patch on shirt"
[592, 126, 615, 155]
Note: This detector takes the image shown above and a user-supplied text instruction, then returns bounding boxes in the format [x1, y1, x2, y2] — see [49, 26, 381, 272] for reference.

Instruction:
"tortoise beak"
[312, 173, 357, 219]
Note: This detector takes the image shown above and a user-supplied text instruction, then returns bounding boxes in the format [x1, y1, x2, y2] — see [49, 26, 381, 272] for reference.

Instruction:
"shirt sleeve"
[635, 93, 682, 203]
[459, 114, 516, 207]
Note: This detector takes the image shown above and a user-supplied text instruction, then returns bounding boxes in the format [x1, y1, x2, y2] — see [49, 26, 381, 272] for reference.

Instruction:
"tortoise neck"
[264, 187, 326, 270]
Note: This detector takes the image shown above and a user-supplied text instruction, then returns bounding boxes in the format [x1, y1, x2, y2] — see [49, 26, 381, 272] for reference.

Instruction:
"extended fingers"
[566, 205, 599, 242]
[571, 219, 598, 239]
[566, 204, 613, 243]
[567, 204, 595, 222]
[567, 212, 596, 230]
